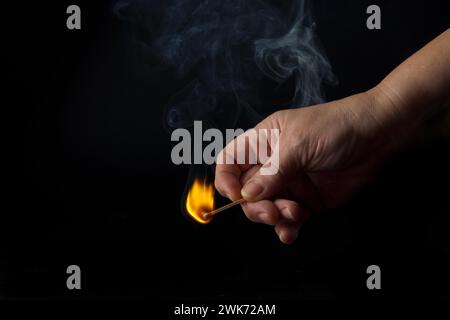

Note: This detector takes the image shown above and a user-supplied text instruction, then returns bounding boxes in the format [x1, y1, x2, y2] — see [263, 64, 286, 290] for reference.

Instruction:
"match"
[203, 198, 245, 220]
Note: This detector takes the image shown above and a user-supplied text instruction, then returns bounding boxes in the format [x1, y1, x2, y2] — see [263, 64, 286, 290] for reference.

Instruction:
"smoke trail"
[113, 0, 336, 130]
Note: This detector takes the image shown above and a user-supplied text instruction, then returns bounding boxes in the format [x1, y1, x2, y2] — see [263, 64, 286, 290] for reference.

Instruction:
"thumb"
[241, 172, 283, 201]
[240, 143, 293, 201]
[240, 142, 321, 208]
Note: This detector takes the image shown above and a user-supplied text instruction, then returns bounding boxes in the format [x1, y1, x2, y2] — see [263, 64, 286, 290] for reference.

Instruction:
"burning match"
[202, 198, 245, 220]
[185, 178, 245, 224]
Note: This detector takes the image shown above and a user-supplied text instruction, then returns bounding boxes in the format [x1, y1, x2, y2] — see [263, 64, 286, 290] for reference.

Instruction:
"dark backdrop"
[3, 0, 449, 300]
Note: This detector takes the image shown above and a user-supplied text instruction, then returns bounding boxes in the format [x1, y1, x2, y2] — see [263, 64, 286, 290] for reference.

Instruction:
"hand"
[215, 30, 450, 244]
[215, 86, 398, 244]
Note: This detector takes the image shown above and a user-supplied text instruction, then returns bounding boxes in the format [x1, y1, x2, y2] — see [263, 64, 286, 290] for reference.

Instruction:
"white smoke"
[113, 0, 336, 128]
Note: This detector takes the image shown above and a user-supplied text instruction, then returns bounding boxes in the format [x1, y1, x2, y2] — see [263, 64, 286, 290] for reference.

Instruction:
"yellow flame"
[186, 178, 215, 224]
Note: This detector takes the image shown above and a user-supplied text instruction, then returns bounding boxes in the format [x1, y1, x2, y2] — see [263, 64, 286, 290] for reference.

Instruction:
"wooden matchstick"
[203, 198, 245, 220]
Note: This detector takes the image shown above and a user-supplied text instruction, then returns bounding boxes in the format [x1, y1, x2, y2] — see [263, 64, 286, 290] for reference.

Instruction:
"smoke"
[113, 0, 335, 129]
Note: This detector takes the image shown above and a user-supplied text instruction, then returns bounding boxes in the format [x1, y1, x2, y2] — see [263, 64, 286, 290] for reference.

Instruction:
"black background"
[3, 0, 450, 301]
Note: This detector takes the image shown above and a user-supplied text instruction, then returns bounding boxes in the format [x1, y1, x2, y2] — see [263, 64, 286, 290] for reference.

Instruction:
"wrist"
[366, 83, 405, 127]
[365, 81, 442, 155]
[361, 84, 412, 154]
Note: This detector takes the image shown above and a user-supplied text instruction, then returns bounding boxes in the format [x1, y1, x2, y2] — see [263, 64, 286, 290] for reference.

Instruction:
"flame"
[186, 178, 215, 224]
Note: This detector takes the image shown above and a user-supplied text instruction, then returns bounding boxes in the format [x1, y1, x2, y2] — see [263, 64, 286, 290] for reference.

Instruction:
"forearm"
[367, 29, 450, 146]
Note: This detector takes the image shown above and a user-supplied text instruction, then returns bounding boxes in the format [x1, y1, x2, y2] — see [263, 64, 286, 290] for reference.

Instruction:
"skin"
[215, 29, 450, 244]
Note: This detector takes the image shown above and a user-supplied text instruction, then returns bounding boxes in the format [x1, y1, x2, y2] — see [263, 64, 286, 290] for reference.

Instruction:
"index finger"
[214, 161, 242, 201]
[214, 132, 254, 201]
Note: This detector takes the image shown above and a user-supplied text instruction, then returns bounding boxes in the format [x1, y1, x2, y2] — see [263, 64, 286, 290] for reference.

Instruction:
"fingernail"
[281, 207, 296, 221]
[241, 181, 263, 199]
[258, 213, 271, 224]
[275, 225, 281, 237]
[279, 229, 298, 245]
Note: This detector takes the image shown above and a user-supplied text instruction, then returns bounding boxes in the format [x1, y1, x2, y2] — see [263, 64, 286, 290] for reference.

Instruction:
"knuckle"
[214, 178, 226, 197]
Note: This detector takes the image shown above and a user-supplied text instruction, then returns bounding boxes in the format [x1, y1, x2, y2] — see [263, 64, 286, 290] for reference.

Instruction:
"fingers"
[241, 198, 310, 244]
[240, 153, 286, 201]
[240, 153, 323, 211]
[275, 222, 301, 245]
[274, 199, 311, 244]
[273, 199, 310, 224]
[241, 198, 305, 224]
[239, 139, 294, 202]
[214, 112, 312, 244]
[214, 162, 242, 201]
[240, 165, 260, 186]
[214, 131, 255, 201]
[216, 124, 286, 203]
[241, 200, 280, 225]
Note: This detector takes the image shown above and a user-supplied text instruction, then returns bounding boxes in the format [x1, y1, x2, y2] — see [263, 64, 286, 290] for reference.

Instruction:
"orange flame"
[186, 178, 215, 224]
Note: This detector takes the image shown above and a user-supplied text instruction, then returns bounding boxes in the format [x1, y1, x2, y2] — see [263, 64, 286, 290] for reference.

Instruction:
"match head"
[202, 212, 212, 220]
